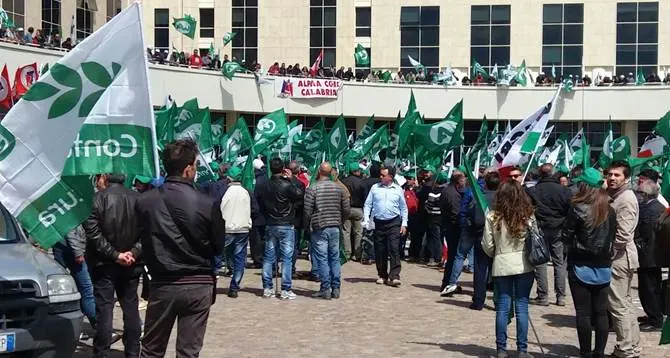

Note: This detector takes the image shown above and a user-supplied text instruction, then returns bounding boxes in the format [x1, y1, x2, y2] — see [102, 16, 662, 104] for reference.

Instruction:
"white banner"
[275, 76, 343, 98]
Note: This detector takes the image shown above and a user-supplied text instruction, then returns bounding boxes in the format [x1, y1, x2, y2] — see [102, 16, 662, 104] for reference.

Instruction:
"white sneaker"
[440, 284, 457, 297]
[280, 290, 297, 300]
[263, 288, 275, 299]
[376, 277, 385, 285]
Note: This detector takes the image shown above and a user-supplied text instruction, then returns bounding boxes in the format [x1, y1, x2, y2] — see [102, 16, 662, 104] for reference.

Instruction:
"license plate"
[0, 333, 15, 352]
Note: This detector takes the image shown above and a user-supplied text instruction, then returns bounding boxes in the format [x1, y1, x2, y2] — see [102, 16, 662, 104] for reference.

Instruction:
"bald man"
[303, 162, 351, 299]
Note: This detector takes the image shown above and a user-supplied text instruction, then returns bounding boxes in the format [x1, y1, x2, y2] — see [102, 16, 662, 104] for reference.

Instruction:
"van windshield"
[0, 206, 19, 244]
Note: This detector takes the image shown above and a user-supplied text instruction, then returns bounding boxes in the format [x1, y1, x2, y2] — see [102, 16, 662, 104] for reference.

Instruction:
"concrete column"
[355, 117, 368, 133]
[622, 120, 638, 152]
[24, 0, 41, 29]
[225, 111, 239, 131]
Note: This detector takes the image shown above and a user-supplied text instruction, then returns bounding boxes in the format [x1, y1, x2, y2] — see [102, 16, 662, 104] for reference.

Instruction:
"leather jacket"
[257, 174, 304, 226]
[563, 203, 617, 268]
[84, 183, 141, 267]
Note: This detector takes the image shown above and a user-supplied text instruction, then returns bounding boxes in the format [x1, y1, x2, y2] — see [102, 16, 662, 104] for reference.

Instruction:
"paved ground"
[75, 259, 668, 357]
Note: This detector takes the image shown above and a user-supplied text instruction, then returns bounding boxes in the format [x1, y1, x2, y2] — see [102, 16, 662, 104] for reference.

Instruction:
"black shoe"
[468, 303, 484, 311]
[227, 290, 238, 298]
[312, 290, 332, 300]
[639, 322, 662, 332]
[332, 288, 340, 299]
[530, 297, 549, 306]
[637, 316, 650, 323]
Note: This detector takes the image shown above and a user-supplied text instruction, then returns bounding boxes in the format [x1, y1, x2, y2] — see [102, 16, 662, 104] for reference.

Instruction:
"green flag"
[297, 119, 326, 167]
[662, 158, 670, 203]
[222, 61, 244, 79]
[611, 136, 631, 161]
[358, 115, 376, 141]
[412, 100, 464, 157]
[40, 63, 49, 75]
[468, 116, 489, 162]
[387, 111, 401, 161]
[354, 44, 370, 66]
[654, 111, 670, 143]
[0, 8, 16, 28]
[241, 154, 255, 191]
[515, 60, 528, 86]
[197, 108, 214, 153]
[326, 115, 348, 162]
[252, 108, 288, 154]
[173, 98, 202, 137]
[223, 31, 237, 46]
[172, 15, 197, 39]
[154, 102, 176, 148]
[471, 59, 488, 79]
[345, 124, 389, 162]
[597, 119, 614, 168]
[208, 42, 215, 56]
[661, 316, 670, 345]
[562, 77, 574, 93]
[381, 70, 392, 83]
[636, 67, 646, 86]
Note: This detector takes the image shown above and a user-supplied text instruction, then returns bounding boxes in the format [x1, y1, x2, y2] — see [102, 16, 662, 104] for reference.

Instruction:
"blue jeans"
[309, 238, 319, 277]
[494, 271, 534, 352]
[466, 246, 475, 271]
[448, 229, 477, 285]
[52, 242, 96, 325]
[262, 225, 294, 290]
[312, 227, 341, 291]
[226, 233, 249, 292]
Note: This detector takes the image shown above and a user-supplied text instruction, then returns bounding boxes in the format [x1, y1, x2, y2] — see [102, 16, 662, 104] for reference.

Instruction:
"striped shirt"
[303, 179, 351, 230]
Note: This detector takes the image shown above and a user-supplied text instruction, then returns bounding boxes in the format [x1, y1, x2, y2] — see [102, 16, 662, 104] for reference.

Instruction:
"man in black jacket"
[341, 163, 365, 261]
[439, 171, 465, 294]
[257, 158, 305, 300]
[136, 139, 225, 358]
[84, 173, 142, 358]
[250, 159, 268, 268]
[526, 163, 572, 306]
[288, 160, 307, 274]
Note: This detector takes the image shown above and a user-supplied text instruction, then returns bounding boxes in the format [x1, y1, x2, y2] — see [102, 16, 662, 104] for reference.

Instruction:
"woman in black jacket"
[562, 168, 616, 358]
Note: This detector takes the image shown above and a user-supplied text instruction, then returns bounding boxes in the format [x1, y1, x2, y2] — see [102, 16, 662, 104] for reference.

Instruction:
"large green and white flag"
[569, 128, 584, 151]
[358, 115, 376, 141]
[0, 8, 15, 29]
[412, 100, 464, 157]
[0, 3, 158, 247]
[223, 31, 237, 46]
[252, 108, 288, 154]
[221, 117, 253, 162]
[598, 119, 614, 168]
[519, 88, 561, 154]
[173, 98, 201, 138]
[326, 115, 348, 162]
[354, 44, 370, 66]
[173, 15, 197, 39]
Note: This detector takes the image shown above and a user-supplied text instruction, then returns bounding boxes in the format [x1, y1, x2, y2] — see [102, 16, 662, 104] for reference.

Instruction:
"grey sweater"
[303, 179, 351, 231]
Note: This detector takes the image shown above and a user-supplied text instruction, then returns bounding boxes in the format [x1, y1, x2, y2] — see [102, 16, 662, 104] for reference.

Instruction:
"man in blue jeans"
[303, 162, 351, 299]
[257, 158, 305, 300]
[220, 166, 259, 298]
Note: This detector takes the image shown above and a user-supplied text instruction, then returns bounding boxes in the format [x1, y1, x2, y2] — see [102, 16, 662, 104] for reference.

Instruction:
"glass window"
[421, 27, 439, 46]
[232, 8, 244, 27]
[490, 47, 509, 66]
[245, 7, 258, 27]
[155, 8, 169, 26]
[106, 0, 121, 21]
[154, 9, 169, 50]
[638, 23, 658, 44]
[420, 6, 440, 26]
[323, 7, 336, 26]
[471, 26, 489, 46]
[310, 2, 336, 69]
[616, 2, 658, 76]
[637, 44, 657, 65]
[471, 6, 490, 25]
[542, 25, 561, 44]
[543, 4, 562, 24]
[471, 47, 490, 67]
[420, 48, 439, 66]
[42, 0, 61, 37]
[356, 7, 371, 27]
[616, 44, 636, 65]
[323, 28, 336, 47]
[232, 1, 258, 65]
[564, 4, 584, 23]
[638, 2, 658, 22]
[562, 46, 582, 66]
[542, 4, 583, 77]
[542, 46, 562, 64]
[400, 6, 440, 73]
[199, 8, 214, 38]
[401, 7, 420, 26]
[356, 27, 371, 37]
[563, 24, 582, 44]
[491, 5, 510, 24]
[617, 3, 637, 22]
[310, 28, 322, 47]
[471, 5, 510, 73]
[491, 25, 510, 45]
[616, 24, 636, 43]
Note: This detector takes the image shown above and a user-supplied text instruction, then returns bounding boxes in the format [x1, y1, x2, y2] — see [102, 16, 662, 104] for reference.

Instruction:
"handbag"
[524, 217, 550, 266]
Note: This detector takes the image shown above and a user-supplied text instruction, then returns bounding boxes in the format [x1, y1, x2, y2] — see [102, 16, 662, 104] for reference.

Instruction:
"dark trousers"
[441, 223, 461, 290]
[568, 271, 610, 357]
[407, 215, 424, 260]
[426, 216, 442, 262]
[92, 265, 142, 358]
[373, 217, 402, 280]
[250, 225, 266, 264]
[141, 283, 213, 358]
[638, 267, 664, 326]
[472, 240, 493, 308]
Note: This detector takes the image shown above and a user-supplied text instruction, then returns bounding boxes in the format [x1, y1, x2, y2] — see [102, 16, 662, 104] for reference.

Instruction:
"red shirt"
[189, 55, 202, 68]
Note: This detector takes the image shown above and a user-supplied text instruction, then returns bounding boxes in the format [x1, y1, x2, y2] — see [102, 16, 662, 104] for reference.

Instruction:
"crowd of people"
[45, 135, 670, 358]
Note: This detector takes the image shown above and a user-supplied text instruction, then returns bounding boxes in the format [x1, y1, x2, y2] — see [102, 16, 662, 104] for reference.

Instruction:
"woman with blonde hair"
[483, 180, 536, 358]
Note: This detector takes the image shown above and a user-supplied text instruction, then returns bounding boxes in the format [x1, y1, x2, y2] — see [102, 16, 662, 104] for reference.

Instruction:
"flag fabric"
[310, 49, 324, 77]
[412, 100, 464, 157]
[0, 8, 15, 28]
[653, 111, 670, 143]
[471, 59, 488, 79]
[569, 129, 585, 151]
[12, 63, 39, 99]
[660, 316, 670, 345]
[222, 61, 244, 79]
[172, 98, 202, 138]
[468, 116, 488, 162]
[562, 77, 574, 93]
[663, 159, 670, 205]
[197, 108, 214, 153]
[638, 134, 667, 158]
[252, 108, 288, 154]
[636, 68, 646, 86]
[0, 65, 11, 110]
[597, 120, 614, 168]
[241, 154, 255, 191]
[0, 2, 158, 248]
[514, 60, 528, 87]
[354, 44, 370, 66]
[491, 63, 499, 80]
[326, 115, 348, 162]
[497, 89, 560, 167]
[551, 64, 556, 79]
[345, 124, 389, 162]
[381, 71, 392, 83]
[518, 88, 560, 154]
[296, 119, 326, 167]
[358, 115, 376, 141]
[154, 102, 176, 149]
[173, 15, 197, 39]
[222, 117, 253, 162]
[407, 55, 424, 71]
[223, 31, 237, 46]
[611, 136, 631, 162]
[41, 63, 50, 76]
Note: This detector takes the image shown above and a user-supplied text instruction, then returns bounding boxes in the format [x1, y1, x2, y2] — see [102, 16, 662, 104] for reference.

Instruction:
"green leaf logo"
[0, 124, 16, 161]
[22, 62, 122, 119]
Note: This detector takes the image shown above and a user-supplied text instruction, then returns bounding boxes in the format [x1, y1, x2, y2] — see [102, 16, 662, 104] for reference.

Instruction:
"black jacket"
[440, 183, 463, 226]
[563, 203, 617, 268]
[416, 179, 435, 215]
[291, 177, 306, 229]
[84, 183, 141, 267]
[526, 177, 572, 230]
[257, 174, 304, 226]
[252, 169, 268, 227]
[635, 197, 665, 268]
[135, 177, 226, 280]
[341, 174, 366, 208]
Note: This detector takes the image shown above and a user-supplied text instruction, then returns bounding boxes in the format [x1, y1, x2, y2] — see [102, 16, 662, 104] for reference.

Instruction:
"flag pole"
[521, 150, 536, 184]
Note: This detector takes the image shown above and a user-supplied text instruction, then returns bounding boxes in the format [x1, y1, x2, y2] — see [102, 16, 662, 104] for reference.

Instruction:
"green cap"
[402, 169, 416, 178]
[422, 164, 436, 173]
[348, 162, 361, 174]
[227, 166, 242, 181]
[577, 167, 603, 188]
[209, 162, 220, 171]
[436, 171, 449, 183]
[133, 175, 152, 185]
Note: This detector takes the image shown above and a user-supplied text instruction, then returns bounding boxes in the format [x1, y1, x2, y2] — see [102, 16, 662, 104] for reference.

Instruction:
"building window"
[76, 0, 96, 41]
[637, 121, 656, 150]
[541, 4, 583, 78]
[106, 0, 121, 22]
[232, 0, 258, 64]
[310, 0, 336, 68]
[584, 122, 622, 149]
[616, 2, 658, 78]
[154, 9, 169, 52]
[400, 6, 440, 74]
[42, 0, 61, 38]
[547, 122, 579, 147]
[355, 7, 371, 37]
[3, 0, 25, 29]
[199, 8, 214, 38]
[470, 5, 510, 74]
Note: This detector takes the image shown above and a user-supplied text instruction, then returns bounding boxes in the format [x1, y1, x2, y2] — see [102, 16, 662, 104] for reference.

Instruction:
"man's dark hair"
[218, 162, 230, 178]
[162, 139, 198, 177]
[639, 168, 660, 182]
[539, 163, 554, 178]
[369, 163, 381, 178]
[608, 160, 631, 178]
[269, 157, 284, 175]
[484, 171, 501, 190]
[382, 165, 396, 177]
[107, 174, 126, 184]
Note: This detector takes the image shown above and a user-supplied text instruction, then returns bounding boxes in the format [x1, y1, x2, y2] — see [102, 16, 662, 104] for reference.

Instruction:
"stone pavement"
[75, 259, 668, 357]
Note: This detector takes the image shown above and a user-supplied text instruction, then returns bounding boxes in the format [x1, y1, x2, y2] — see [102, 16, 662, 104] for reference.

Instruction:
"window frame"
[541, 3, 584, 78]
[470, 5, 510, 74]
[615, 2, 658, 77]
[153, 8, 170, 52]
[355, 7, 371, 37]
[42, 0, 61, 38]
[199, 8, 215, 38]
[310, 0, 337, 68]
[400, 6, 440, 74]
[231, 1, 259, 64]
